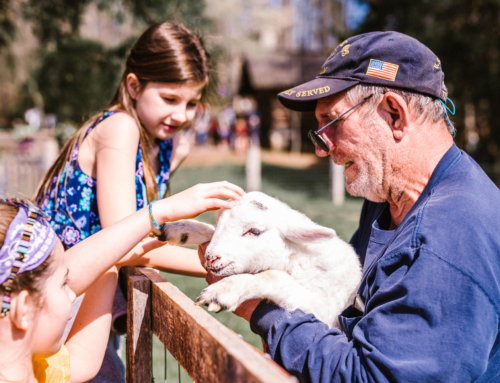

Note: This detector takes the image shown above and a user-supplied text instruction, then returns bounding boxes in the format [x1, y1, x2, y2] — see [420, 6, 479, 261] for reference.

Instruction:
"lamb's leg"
[159, 220, 215, 245]
[196, 271, 330, 325]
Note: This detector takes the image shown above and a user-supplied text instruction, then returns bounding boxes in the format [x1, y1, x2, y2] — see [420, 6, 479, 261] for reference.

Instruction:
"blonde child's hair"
[34, 22, 210, 205]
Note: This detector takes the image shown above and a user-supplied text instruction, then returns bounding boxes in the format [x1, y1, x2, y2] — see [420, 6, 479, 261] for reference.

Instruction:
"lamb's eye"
[245, 228, 261, 236]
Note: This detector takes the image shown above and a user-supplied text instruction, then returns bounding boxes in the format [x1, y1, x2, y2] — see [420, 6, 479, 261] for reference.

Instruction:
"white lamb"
[161, 191, 362, 328]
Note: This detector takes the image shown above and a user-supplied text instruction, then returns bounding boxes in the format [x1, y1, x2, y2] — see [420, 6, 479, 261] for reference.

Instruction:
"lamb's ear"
[282, 213, 336, 244]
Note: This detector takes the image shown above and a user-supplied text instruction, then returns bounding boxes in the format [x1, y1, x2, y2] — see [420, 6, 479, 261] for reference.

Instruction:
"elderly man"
[223, 31, 500, 382]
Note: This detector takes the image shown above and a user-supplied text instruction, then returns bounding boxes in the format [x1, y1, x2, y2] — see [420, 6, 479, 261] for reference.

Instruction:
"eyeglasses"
[308, 93, 376, 154]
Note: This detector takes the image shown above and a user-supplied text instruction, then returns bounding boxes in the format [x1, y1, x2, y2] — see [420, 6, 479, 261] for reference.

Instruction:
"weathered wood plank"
[126, 273, 152, 383]
[136, 268, 295, 383]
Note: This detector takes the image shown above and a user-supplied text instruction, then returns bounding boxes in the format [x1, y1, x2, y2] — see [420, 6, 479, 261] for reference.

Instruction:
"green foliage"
[4, 0, 212, 125]
[123, 0, 211, 30]
[14, 38, 128, 123]
[22, 0, 91, 44]
[38, 39, 127, 122]
[0, 0, 15, 48]
[357, 0, 500, 160]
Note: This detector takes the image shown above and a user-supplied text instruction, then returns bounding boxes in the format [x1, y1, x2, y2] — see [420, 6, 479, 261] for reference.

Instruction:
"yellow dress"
[33, 345, 71, 383]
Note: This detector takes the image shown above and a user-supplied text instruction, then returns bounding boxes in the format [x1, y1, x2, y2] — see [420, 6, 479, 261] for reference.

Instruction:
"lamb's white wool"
[162, 192, 362, 328]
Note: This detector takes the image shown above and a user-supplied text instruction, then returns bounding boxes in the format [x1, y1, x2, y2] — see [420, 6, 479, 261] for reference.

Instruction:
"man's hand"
[198, 241, 223, 283]
[198, 241, 210, 271]
[234, 299, 262, 322]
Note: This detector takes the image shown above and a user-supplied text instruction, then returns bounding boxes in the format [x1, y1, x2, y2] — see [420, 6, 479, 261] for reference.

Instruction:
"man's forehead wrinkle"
[316, 95, 349, 118]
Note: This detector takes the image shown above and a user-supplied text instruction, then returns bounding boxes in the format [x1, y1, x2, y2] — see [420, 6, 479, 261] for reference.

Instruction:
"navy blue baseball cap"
[278, 31, 448, 112]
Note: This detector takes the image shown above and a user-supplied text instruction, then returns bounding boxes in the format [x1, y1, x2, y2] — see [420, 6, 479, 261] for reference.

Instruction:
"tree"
[0, 0, 210, 125]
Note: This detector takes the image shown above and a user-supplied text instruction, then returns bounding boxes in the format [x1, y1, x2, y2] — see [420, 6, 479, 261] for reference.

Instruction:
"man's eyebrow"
[319, 111, 340, 120]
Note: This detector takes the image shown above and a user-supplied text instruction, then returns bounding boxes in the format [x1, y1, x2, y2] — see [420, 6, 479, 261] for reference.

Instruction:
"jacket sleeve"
[250, 248, 498, 383]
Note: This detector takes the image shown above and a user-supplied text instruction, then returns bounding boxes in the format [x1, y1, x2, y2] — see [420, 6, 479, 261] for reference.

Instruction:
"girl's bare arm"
[65, 182, 244, 296]
[83, 114, 204, 278]
[66, 268, 118, 382]
[127, 244, 206, 277]
[90, 112, 140, 228]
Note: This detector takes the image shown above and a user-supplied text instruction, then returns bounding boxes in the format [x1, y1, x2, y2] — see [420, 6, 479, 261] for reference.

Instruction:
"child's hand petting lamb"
[161, 191, 362, 329]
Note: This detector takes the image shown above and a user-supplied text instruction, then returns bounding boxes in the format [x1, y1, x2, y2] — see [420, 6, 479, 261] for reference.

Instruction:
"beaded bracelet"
[148, 199, 164, 231]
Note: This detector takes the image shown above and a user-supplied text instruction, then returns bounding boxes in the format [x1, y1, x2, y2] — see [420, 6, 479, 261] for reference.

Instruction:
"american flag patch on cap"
[366, 59, 399, 81]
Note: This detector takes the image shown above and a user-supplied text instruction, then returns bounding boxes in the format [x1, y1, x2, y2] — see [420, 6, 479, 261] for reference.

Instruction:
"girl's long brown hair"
[34, 22, 209, 206]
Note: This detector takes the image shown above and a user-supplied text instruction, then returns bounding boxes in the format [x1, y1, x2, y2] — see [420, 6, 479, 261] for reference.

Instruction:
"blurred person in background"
[218, 103, 236, 149]
[194, 103, 211, 146]
[34, 22, 213, 382]
[248, 112, 261, 146]
[234, 117, 249, 152]
[208, 114, 221, 146]
[214, 32, 500, 382]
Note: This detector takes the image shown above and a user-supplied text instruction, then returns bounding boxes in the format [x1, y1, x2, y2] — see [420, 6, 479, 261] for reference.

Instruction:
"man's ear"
[380, 92, 410, 141]
[126, 73, 142, 100]
[9, 290, 31, 331]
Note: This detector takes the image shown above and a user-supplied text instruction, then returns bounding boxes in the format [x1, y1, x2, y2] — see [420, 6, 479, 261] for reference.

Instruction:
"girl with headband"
[0, 182, 243, 382]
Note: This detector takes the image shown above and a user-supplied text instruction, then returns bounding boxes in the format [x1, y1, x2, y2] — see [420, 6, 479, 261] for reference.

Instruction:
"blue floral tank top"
[37, 111, 173, 248]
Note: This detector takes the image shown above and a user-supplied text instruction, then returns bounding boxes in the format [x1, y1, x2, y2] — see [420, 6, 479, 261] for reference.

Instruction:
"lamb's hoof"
[195, 299, 204, 306]
[195, 298, 222, 313]
[208, 302, 222, 312]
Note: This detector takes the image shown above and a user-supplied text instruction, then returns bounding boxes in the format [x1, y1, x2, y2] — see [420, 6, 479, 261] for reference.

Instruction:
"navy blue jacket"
[251, 144, 500, 382]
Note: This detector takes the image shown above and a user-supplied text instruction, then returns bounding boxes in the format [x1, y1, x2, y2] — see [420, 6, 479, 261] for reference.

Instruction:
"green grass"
[123, 163, 364, 381]
[170, 163, 364, 242]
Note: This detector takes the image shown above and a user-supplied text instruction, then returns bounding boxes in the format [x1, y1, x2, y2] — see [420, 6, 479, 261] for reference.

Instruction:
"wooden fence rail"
[125, 266, 296, 383]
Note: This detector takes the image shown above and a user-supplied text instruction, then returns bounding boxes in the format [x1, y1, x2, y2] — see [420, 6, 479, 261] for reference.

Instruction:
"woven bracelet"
[148, 199, 164, 231]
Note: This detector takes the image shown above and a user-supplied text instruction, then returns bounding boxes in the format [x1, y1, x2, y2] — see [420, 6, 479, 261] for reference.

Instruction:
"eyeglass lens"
[308, 130, 330, 153]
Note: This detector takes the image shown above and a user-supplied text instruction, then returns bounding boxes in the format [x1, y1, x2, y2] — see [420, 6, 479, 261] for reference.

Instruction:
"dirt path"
[183, 146, 329, 169]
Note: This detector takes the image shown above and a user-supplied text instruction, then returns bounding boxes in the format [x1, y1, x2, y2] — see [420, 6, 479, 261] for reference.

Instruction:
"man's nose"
[315, 133, 335, 157]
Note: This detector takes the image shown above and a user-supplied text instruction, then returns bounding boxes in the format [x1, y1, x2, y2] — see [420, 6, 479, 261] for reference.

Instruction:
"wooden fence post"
[246, 141, 261, 192]
[126, 272, 152, 382]
[330, 157, 345, 205]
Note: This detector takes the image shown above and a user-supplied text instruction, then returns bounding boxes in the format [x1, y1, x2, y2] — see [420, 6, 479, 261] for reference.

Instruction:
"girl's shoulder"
[88, 111, 140, 150]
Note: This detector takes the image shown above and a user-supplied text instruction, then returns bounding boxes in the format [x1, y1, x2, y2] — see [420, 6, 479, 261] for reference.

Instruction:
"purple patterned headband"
[0, 200, 58, 316]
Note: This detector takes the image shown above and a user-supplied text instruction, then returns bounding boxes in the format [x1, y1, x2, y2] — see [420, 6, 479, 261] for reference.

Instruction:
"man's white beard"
[345, 157, 384, 202]
[345, 120, 386, 202]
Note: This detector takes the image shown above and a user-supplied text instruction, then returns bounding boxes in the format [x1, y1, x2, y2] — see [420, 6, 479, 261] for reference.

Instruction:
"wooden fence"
[0, 132, 59, 198]
[125, 266, 297, 383]
[0, 154, 44, 198]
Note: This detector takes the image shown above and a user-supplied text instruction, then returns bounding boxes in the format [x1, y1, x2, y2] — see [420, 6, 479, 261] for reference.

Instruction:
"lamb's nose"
[206, 256, 220, 269]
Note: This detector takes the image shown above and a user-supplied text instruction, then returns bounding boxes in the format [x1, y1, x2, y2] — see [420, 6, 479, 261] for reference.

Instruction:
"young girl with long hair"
[0, 184, 242, 382]
[34, 22, 224, 380]
[35, 22, 210, 268]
